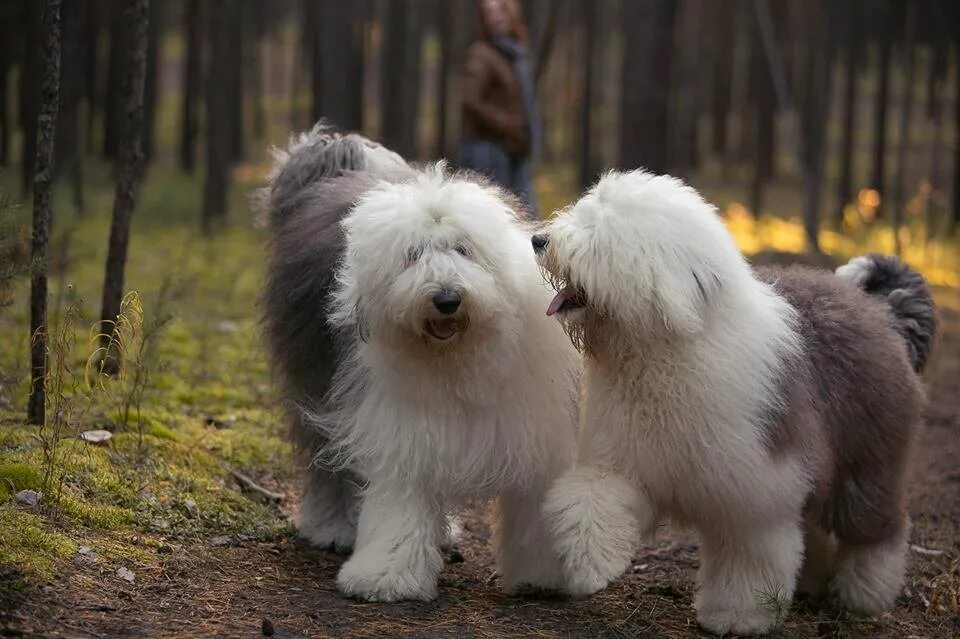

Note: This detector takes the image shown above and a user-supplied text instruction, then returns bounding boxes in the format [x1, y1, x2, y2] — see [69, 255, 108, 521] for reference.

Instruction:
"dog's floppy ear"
[654, 256, 722, 334]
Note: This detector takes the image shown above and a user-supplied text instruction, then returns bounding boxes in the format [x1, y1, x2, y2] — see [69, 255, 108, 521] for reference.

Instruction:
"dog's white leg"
[695, 518, 803, 636]
[336, 486, 444, 602]
[297, 468, 361, 552]
[542, 465, 652, 597]
[834, 526, 908, 615]
[497, 484, 566, 593]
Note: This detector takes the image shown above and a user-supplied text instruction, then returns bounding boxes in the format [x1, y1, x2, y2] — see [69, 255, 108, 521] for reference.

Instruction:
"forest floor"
[1, 165, 959, 638]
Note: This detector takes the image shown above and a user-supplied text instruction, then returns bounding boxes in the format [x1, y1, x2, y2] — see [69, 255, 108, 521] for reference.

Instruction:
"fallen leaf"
[116, 567, 135, 583]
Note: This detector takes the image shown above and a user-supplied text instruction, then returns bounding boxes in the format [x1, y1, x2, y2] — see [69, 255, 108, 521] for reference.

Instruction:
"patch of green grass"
[0, 506, 74, 580]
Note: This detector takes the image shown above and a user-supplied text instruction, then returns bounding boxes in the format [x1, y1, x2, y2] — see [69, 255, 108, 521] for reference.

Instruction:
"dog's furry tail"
[260, 121, 411, 226]
[836, 255, 937, 372]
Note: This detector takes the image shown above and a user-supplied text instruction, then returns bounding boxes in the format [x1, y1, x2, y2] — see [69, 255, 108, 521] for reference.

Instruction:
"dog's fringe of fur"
[836, 254, 938, 372]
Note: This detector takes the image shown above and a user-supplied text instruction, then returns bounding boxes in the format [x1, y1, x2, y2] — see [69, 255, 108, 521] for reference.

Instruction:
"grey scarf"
[493, 36, 542, 160]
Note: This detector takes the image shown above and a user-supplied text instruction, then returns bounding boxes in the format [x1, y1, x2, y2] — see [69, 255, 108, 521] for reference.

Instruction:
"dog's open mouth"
[547, 285, 587, 316]
[425, 318, 464, 340]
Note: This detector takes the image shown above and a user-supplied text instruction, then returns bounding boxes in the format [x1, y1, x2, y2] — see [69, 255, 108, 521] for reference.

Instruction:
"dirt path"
[5, 310, 960, 639]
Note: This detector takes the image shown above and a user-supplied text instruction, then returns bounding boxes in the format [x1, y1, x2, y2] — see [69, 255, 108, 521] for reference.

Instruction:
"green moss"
[0, 506, 74, 580]
[0, 463, 43, 496]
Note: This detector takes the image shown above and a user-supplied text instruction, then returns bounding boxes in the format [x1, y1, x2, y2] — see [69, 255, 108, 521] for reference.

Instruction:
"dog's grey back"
[260, 126, 413, 453]
[758, 265, 924, 544]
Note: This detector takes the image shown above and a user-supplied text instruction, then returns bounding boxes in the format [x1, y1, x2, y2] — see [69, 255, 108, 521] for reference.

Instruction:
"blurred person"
[459, 0, 541, 219]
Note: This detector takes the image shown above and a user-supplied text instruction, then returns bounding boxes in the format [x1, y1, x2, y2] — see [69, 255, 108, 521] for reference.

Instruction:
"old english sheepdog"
[260, 126, 580, 602]
[535, 170, 937, 635]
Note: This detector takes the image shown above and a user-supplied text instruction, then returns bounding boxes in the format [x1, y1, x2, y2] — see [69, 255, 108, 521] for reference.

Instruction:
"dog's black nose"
[432, 290, 461, 315]
[531, 234, 549, 253]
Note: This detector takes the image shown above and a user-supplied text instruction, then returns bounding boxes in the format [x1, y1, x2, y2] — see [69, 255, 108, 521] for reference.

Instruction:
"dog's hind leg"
[542, 466, 652, 597]
[336, 485, 445, 602]
[830, 473, 911, 614]
[695, 517, 803, 636]
[297, 467, 362, 552]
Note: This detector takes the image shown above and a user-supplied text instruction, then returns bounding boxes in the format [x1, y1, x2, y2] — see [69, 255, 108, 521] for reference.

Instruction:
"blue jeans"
[457, 140, 538, 220]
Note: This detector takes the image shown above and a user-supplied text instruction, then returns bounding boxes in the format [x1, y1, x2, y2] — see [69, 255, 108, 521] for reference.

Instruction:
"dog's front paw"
[564, 566, 617, 598]
[336, 553, 439, 602]
[697, 605, 777, 637]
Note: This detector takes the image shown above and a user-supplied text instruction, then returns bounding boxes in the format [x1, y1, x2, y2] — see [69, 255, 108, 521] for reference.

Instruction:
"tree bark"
[436, 0, 453, 158]
[577, 0, 597, 189]
[0, 22, 9, 166]
[141, 0, 161, 160]
[102, 7, 126, 159]
[203, 0, 233, 230]
[179, 0, 201, 172]
[618, 0, 678, 173]
[20, 0, 42, 194]
[710, 1, 735, 157]
[953, 37, 960, 234]
[870, 5, 893, 217]
[99, 0, 149, 364]
[749, 0, 776, 217]
[28, 0, 63, 425]
[312, 0, 364, 131]
[891, 3, 915, 257]
[84, 0, 100, 154]
[380, 0, 422, 158]
[835, 0, 861, 225]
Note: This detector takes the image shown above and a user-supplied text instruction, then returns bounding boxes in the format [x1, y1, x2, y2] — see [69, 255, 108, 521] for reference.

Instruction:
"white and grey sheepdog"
[260, 125, 580, 602]
[535, 170, 937, 635]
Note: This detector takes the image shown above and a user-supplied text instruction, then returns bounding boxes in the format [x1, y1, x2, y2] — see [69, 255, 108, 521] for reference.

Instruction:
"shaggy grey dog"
[537, 170, 938, 635]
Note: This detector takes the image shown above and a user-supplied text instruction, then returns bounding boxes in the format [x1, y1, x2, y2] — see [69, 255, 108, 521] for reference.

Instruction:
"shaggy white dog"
[535, 170, 936, 635]
[261, 126, 580, 602]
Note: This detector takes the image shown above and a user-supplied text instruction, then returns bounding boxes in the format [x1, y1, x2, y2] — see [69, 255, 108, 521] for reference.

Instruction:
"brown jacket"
[461, 41, 530, 155]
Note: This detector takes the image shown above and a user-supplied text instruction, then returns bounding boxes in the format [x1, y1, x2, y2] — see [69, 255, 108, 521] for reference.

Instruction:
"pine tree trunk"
[179, 0, 201, 172]
[380, 0, 422, 158]
[710, 1, 735, 157]
[870, 11, 893, 217]
[141, 0, 161, 160]
[953, 47, 960, 233]
[102, 7, 126, 159]
[84, 0, 100, 154]
[436, 0, 453, 158]
[0, 28, 9, 166]
[203, 0, 232, 231]
[98, 0, 149, 365]
[618, 0, 678, 173]
[577, 0, 597, 189]
[313, 0, 364, 131]
[749, 1, 776, 218]
[891, 4, 915, 257]
[20, 1, 42, 194]
[835, 0, 861, 225]
[28, 0, 63, 425]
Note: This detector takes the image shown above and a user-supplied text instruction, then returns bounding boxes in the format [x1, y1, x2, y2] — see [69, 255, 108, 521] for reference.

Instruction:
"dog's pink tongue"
[546, 288, 572, 316]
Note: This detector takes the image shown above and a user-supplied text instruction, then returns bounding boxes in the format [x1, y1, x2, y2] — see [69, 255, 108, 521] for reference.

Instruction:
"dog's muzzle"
[432, 290, 461, 315]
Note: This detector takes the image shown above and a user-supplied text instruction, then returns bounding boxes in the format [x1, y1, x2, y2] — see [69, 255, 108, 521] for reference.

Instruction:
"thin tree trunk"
[870, 9, 893, 217]
[835, 0, 861, 225]
[618, 0, 678, 173]
[98, 0, 149, 365]
[749, 10, 775, 218]
[102, 7, 125, 159]
[84, 0, 99, 155]
[141, 0, 161, 160]
[891, 4, 915, 257]
[0, 31, 8, 166]
[313, 0, 364, 130]
[710, 1, 735, 157]
[577, 0, 597, 189]
[28, 0, 63, 425]
[953, 43, 960, 234]
[380, 0, 422, 158]
[203, 0, 232, 231]
[179, 0, 201, 172]
[20, 1, 42, 195]
[436, 0, 453, 158]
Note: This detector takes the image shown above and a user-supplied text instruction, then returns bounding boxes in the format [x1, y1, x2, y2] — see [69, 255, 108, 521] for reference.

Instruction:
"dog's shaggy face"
[534, 171, 746, 347]
[333, 169, 527, 350]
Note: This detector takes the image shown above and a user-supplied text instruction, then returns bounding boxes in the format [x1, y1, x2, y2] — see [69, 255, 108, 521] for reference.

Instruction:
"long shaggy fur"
[536, 170, 934, 635]
[261, 125, 580, 602]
